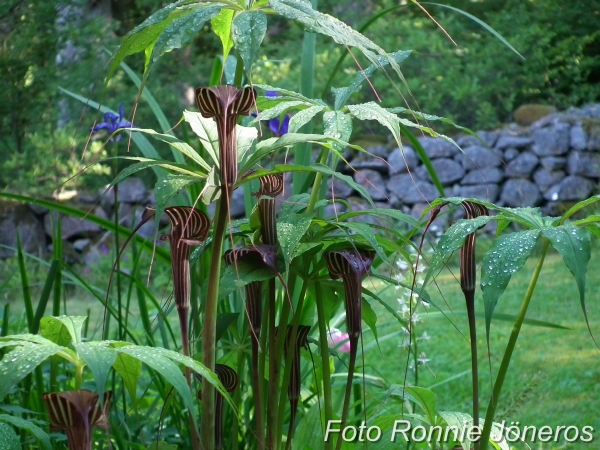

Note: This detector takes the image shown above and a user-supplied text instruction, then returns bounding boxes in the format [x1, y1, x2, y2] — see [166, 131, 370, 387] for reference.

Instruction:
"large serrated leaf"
[0, 414, 51, 450]
[112, 352, 142, 407]
[40, 316, 86, 346]
[108, 2, 188, 79]
[277, 213, 313, 270]
[323, 110, 352, 154]
[0, 342, 64, 400]
[541, 223, 594, 343]
[481, 229, 540, 340]
[0, 423, 19, 450]
[231, 10, 267, 73]
[74, 342, 117, 402]
[155, 174, 201, 211]
[212, 8, 235, 62]
[288, 105, 326, 133]
[115, 346, 196, 416]
[153, 5, 222, 60]
[251, 101, 308, 123]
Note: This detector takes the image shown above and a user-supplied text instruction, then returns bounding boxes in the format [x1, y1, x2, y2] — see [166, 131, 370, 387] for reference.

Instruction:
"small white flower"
[417, 352, 430, 364]
[418, 331, 431, 341]
[410, 313, 421, 323]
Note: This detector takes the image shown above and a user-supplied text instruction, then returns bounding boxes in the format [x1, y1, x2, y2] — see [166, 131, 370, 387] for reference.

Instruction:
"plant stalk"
[201, 194, 229, 450]
[479, 239, 549, 450]
[315, 283, 333, 450]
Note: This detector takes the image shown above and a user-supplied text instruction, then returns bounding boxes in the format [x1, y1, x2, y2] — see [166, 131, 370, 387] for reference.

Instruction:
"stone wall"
[338, 103, 600, 219]
[1, 104, 599, 262]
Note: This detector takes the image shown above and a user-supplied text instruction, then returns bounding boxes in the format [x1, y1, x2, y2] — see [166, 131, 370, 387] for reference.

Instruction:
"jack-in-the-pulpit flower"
[43, 390, 112, 450]
[91, 103, 136, 141]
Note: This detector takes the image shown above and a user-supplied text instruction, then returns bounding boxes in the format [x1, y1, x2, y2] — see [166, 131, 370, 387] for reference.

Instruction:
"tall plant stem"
[335, 338, 358, 450]
[465, 292, 479, 449]
[315, 283, 333, 450]
[201, 194, 229, 450]
[480, 239, 549, 450]
[306, 149, 328, 215]
[266, 279, 279, 450]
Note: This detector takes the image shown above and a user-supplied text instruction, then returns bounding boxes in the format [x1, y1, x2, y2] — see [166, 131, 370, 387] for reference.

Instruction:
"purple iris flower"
[91, 103, 136, 141]
[256, 91, 289, 136]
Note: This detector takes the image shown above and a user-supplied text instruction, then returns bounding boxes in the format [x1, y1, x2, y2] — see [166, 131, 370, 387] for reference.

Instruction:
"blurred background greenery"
[1, 0, 599, 196]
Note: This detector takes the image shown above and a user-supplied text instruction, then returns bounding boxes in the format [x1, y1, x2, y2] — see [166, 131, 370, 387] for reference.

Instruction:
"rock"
[531, 123, 570, 156]
[455, 145, 502, 170]
[387, 174, 439, 204]
[500, 179, 542, 207]
[101, 178, 148, 206]
[326, 176, 355, 199]
[324, 202, 347, 217]
[43, 206, 108, 240]
[414, 158, 464, 185]
[587, 123, 600, 151]
[462, 168, 504, 185]
[581, 103, 600, 118]
[28, 203, 49, 216]
[418, 136, 457, 158]
[387, 146, 419, 174]
[365, 145, 389, 158]
[478, 130, 499, 148]
[230, 188, 246, 218]
[544, 176, 594, 201]
[570, 123, 588, 151]
[0, 204, 47, 258]
[513, 104, 557, 126]
[504, 148, 519, 162]
[453, 184, 499, 203]
[495, 134, 533, 150]
[566, 151, 600, 178]
[506, 152, 539, 177]
[353, 169, 388, 201]
[409, 203, 446, 232]
[540, 156, 566, 171]
[457, 131, 498, 148]
[533, 169, 565, 192]
[530, 112, 563, 130]
[349, 154, 389, 173]
[73, 238, 91, 252]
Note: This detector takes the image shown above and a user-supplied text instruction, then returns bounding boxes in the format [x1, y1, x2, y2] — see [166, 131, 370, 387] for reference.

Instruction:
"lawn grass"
[363, 240, 600, 448]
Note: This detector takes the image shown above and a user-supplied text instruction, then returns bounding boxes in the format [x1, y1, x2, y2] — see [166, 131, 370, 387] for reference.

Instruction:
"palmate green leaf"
[183, 110, 220, 166]
[269, 0, 405, 82]
[236, 124, 259, 165]
[218, 263, 275, 300]
[323, 110, 352, 156]
[231, 10, 267, 74]
[74, 342, 117, 403]
[0, 423, 19, 450]
[250, 101, 310, 124]
[541, 223, 595, 344]
[337, 208, 419, 228]
[130, 128, 211, 171]
[332, 50, 411, 110]
[439, 412, 510, 450]
[0, 341, 65, 400]
[212, 8, 235, 62]
[288, 105, 326, 133]
[253, 84, 327, 107]
[561, 194, 600, 222]
[112, 352, 142, 407]
[361, 298, 378, 342]
[40, 316, 86, 345]
[277, 213, 313, 270]
[107, 1, 188, 79]
[335, 222, 388, 264]
[0, 415, 51, 450]
[481, 229, 540, 340]
[155, 174, 201, 211]
[153, 5, 223, 61]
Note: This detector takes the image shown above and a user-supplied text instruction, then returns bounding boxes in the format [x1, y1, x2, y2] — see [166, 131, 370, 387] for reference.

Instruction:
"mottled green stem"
[315, 283, 333, 450]
[201, 195, 229, 450]
[480, 239, 549, 450]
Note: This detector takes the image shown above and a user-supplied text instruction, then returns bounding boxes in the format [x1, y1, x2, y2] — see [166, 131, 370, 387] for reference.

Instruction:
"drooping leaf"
[277, 213, 313, 270]
[74, 342, 117, 402]
[288, 105, 326, 133]
[112, 352, 142, 407]
[0, 422, 19, 450]
[40, 316, 87, 346]
[0, 415, 51, 450]
[332, 50, 411, 110]
[361, 298, 378, 342]
[218, 263, 276, 300]
[0, 341, 65, 400]
[250, 101, 309, 123]
[129, 128, 211, 171]
[183, 110, 220, 167]
[481, 229, 540, 340]
[391, 385, 436, 424]
[154, 174, 201, 212]
[541, 223, 594, 344]
[211, 8, 235, 62]
[335, 221, 388, 264]
[153, 5, 223, 60]
[231, 10, 268, 74]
